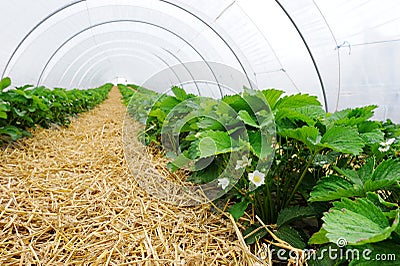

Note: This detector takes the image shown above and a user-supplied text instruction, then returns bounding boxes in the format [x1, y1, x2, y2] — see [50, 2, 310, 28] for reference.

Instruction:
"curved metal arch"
[1, 0, 251, 96]
[77, 54, 158, 88]
[68, 50, 163, 88]
[84, 56, 187, 94]
[74, 49, 184, 90]
[161, 0, 254, 89]
[56, 47, 173, 85]
[1, 0, 86, 79]
[49, 35, 189, 90]
[48, 42, 182, 86]
[162, 48, 200, 95]
[275, 0, 328, 111]
[36, 19, 222, 96]
[81, 54, 164, 88]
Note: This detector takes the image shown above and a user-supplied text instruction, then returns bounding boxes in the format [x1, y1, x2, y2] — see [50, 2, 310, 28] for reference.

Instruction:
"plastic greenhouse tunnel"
[0, 1, 399, 265]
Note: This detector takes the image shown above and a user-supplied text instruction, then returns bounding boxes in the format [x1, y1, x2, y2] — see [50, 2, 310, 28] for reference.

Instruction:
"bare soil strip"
[0, 88, 257, 265]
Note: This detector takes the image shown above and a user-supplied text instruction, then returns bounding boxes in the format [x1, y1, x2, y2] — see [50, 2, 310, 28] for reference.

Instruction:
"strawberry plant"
[0, 77, 112, 143]
[120, 84, 399, 264]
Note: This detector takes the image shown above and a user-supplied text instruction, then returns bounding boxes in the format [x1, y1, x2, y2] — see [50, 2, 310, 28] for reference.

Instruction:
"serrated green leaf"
[275, 93, 321, 110]
[364, 159, 400, 191]
[275, 105, 325, 126]
[360, 129, 384, 144]
[326, 106, 377, 129]
[280, 126, 320, 150]
[358, 158, 375, 183]
[323, 198, 398, 245]
[261, 88, 284, 109]
[309, 227, 329, 245]
[320, 126, 364, 155]
[277, 205, 317, 227]
[274, 225, 307, 249]
[333, 166, 363, 187]
[309, 175, 363, 202]
[171, 86, 188, 101]
[238, 110, 259, 128]
[365, 192, 398, 213]
[221, 94, 253, 115]
[148, 108, 166, 122]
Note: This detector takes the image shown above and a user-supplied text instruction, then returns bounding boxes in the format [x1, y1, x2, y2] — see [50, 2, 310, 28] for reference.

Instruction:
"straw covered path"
[0, 87, 258, 265]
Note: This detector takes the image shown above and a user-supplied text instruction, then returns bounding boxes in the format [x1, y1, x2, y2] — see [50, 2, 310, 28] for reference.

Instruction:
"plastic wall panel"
[42, 30, 196, 88]
[1, 0, 399, 122]
[45, 37, 185, 88]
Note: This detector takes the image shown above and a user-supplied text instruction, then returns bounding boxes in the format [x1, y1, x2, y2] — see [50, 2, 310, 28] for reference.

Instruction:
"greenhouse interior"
[0, 0, 399, 265]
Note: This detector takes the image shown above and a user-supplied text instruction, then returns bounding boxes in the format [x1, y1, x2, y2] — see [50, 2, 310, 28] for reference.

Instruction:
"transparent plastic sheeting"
[0, 0, 399, 122]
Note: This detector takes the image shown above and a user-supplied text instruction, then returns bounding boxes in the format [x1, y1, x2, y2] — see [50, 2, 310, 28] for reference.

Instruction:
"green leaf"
[277, 205, 317, 227]
[261, 88, 284, 109]
[309, 227, 329, 245]
[0, 126, 23, 141]
[243, 224, 268, 245]
[229, 198, 250, 221]
[364, 159, 400, 191]
[194, 131, 234, 158]
[274, 225, 307, 249]
[326, 106, 377, 128]
[275, 93, 321, 110]
[238, 110, 259, 128]
[157, 95, 181, 113]
[309, 175, 363, 202]
[322, 198, 398, 245]
[171, 86, 188, 101]
[0, 102, 9, 119]
[196, 117, 224, 131]
[280, 126, 320, 150]
[358, 158, 375, 183]
[222, 94, 252, 114]
[0, 77, 11, 91]
[275, 105, 325, 127]
[248, 130, 273, 159]
[148, 108, 166, 122]
[320, 126, 364, 155]
[365, 192, 399, 214]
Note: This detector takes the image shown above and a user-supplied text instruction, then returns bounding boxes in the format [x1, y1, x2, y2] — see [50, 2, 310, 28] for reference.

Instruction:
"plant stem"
[284, 150, 317, 208]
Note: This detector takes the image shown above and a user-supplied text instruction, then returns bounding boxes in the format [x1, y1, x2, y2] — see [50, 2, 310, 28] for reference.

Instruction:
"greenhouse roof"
[1, 0, 399, 121]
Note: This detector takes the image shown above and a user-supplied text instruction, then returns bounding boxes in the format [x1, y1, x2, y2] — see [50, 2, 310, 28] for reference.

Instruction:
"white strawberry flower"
[378, 138, 396, 152]
[378, 145, 390, 153]
[217, 177, 230, 190]
[235, 155, 252, 170]
[248, 170, 265, 187]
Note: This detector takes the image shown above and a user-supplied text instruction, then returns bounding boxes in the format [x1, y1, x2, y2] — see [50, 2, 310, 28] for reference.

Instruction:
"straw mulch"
[0, 87, 264, 265]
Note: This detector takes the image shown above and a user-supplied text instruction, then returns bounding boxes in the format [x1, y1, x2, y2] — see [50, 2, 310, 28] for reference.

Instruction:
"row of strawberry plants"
[0, 77, 112, 143]
[119, 84, 400, 265]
